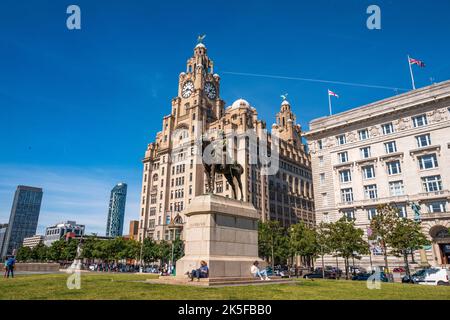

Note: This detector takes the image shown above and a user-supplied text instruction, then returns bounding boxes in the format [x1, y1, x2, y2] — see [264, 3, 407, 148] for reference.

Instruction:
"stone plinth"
[176, 194, 264, 278]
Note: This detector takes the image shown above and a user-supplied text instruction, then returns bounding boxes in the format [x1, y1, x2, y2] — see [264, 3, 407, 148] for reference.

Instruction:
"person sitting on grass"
[251, 261, 270, 281]
[187, 260, 209, 281]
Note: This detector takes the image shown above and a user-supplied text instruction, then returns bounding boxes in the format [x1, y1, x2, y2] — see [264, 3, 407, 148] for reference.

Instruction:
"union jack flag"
[328, 89, 339, 98]
[409, 57, 426, 67]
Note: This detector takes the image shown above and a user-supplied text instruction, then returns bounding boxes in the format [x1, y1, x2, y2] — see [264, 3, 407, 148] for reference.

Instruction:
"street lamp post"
[138, 228, 145, 273]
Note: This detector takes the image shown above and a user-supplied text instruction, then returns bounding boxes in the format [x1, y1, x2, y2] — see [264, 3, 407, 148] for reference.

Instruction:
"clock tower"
[171, 39, 225, 131]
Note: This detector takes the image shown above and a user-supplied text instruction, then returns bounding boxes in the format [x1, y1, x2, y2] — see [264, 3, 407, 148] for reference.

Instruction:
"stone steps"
[145, 276, 295, 287]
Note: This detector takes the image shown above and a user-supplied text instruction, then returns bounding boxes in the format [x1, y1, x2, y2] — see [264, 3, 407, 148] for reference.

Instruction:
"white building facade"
[304, 81, 450, 268]
[44, 221, 85, 247]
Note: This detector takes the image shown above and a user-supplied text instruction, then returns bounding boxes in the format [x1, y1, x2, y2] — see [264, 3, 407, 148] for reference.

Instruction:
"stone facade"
[138, 42, 313, 242]
[304, 81, 450, 268]
[175, 194, 263, 278]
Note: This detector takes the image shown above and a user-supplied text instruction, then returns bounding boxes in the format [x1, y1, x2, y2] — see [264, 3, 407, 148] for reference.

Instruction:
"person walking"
[3, 257, 8, 278]
[5, 256, 16, 278]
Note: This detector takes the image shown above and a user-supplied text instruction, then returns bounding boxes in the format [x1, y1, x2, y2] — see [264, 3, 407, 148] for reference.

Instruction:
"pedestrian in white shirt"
[250, 261, 270, 280]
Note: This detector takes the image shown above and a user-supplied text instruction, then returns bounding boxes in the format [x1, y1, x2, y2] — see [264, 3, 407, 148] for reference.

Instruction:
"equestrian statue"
[201, 134, 244, 201]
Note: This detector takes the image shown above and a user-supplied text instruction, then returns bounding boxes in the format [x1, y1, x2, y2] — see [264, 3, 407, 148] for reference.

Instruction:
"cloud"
[0, 164, 141, 236]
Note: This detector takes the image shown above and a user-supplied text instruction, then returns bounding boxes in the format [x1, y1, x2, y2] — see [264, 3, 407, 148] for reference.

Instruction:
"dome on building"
[195, 43, 206, 49]
[230, 98, 251, 109]
[281, 100, 290, 106]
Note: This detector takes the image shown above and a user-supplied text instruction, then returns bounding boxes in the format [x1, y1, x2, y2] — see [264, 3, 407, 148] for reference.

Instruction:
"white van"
[413, 267, 450, 286]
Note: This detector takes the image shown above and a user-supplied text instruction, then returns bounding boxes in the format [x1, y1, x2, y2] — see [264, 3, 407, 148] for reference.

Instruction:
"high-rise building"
[138, 40, 313, 242]
[1, 186, 43, 257]
[128, 220, 139, 240]
[106, 183, 127, 237]
[0, 224, 8, 258]
[44, 221, 85, 246]
[304, 80, 450, 267]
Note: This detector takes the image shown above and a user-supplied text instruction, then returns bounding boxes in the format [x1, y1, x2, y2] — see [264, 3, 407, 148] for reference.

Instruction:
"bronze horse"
[202, 139, 244, 201]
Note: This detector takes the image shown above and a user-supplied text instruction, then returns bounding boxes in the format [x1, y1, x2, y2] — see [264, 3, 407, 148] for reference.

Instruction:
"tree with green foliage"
[329, 217, 369, 279]
[387, 217, 430, 279]
[289, 222, 318, 268]
[47, 240, 66, 262]
[61, 239, 78, 262]
[30, 243, 48, 261]
[141, 238, 158, 264]
[315, 222, 332, 278]
[171, 237, 185, 263]
[156, 240, 172, 265]
[16, 246, 32, 262]
[258, 221, 288, 268]
[369, 204, 401, 273]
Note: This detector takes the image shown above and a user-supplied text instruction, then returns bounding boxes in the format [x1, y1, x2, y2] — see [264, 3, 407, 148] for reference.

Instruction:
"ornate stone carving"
[398, 117, 410, 131]
[432, 108, 448, 122]
[369, 126, 380, 137]
[346, 131, 356, 143]
[324, 137, 334, 148]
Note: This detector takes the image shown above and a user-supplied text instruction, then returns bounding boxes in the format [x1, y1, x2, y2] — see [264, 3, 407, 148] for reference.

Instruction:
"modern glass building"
[0, 224, 8, 258]
[106, 183, 127, 237]
[1, 186, 43, 257]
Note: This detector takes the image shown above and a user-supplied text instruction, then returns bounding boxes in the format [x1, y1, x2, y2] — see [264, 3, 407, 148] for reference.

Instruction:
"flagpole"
[408, 54, 416, 90]
[328, 91, 332, 116]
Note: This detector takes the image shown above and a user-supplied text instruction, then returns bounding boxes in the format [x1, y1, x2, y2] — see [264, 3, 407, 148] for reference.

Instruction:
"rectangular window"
[389, 181, 404, 196]
[338, 152, 348, 163]
[358, 129, 369, 141]
[322, 193, 328, 206]
[341, 188, 354, 203]
[367, 208, 377, 220]
[382, 122, 394, 135]
[362, 165, 375, 179]
[384, 141, 397, 154]
[319, 173, 325, 185]
[318, 140, 323, 150]
[319, 156, 324, 167]
[343, 210, 355, 221]
[337, 134, 346, 145]
[339, 170, 352, 183]
[412, 114, 428, 127]
[416, 134, 431, 148]
[397, 205, 407, 218]
[387, 161, 401, 175]
[427, 202, 446, 213]
[364, 185, 378, 199]
[360, 147, 371, 159]
[422, 175, 443, 192]
[418, 154, 438, 170]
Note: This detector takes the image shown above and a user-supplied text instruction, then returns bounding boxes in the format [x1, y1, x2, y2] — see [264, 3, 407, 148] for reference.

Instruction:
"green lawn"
[0, 273, 449, 300]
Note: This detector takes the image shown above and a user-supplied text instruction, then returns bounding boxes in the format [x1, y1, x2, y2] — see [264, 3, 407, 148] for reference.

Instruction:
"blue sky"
[0, 0, 449, 235]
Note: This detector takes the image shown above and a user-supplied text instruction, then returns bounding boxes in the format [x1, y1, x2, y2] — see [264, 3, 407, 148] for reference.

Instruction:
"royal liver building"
[138, 40, 314, 242]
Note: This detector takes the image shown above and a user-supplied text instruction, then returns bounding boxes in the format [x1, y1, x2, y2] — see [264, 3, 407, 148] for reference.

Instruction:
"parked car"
[402, 268, 450, 286]
[304, 269, 337, 279]
[393, 267, 406, 273]
[352, 272, 389, 282]
[349, 266, 366, 274]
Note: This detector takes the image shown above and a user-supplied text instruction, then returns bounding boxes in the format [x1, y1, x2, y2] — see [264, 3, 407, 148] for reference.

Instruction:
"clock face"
[182, 81, 194, 98]
[204, 82, 217, 99]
